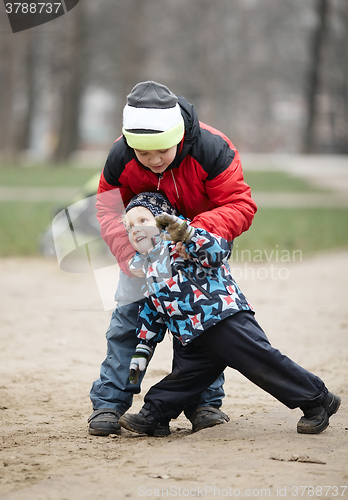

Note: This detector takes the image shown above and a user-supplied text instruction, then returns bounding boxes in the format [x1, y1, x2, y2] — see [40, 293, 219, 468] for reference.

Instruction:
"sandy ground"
[0, 251, 347, 500]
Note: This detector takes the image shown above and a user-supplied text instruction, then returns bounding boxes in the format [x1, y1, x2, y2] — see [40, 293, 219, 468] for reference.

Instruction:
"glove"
[155, 213, 195, 243]
[129, 343, 153, 385]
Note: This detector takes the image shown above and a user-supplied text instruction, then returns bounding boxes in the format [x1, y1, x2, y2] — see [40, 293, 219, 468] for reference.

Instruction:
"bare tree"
[3, 0, 345, 162]
[0, 22, 17, 161]
[53, 2, 87, 162]
[336, 0, 348, 153]
[0, 20, 38, 161]
[303, 0, 330, 153]
[17, 31, 37, 152]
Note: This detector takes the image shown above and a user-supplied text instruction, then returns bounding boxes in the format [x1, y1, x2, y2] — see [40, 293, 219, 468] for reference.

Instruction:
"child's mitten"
[155, 213, 195, 242]
[129, 343, 153, 384]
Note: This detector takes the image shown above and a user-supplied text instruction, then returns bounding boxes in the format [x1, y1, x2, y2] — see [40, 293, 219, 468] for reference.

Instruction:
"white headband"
[123, 103, 183, 132]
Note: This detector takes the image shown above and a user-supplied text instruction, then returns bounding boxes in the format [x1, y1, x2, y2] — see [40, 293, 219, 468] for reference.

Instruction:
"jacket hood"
[174, 96, 200, 166]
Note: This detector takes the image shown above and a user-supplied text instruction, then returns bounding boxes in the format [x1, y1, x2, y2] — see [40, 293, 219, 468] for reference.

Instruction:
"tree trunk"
[114, 0, 146, 126]
[342, 0, 348, 153]
[303, 0, 330, 153]
[53, 3, 86, 163]
[17, 31, 36, 153]
[0, 28, 17, 161]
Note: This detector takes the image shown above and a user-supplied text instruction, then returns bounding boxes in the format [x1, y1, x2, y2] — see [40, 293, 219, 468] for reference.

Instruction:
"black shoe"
[119, 408, 170, 437]
[88, 409, 122, 436]
[297, 392, 341, 434]
[189, 407, 230, 432]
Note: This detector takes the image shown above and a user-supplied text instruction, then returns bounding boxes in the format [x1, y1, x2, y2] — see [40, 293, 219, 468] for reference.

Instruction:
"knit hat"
[125, 192, 178, 218]
[122, 81, 185, 150]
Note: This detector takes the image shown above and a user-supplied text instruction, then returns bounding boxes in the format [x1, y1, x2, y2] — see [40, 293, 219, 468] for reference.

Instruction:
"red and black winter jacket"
[96, 96, 257, 276]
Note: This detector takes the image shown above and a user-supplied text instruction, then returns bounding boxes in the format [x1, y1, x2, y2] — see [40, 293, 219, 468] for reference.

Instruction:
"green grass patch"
[232, 208, 348, 260]
[0, 164, 327, 193]
[0, 202, 347, 258]
[0, 164, 101, 187]
[0, 201, 59, 256]
[243, 171, 327, 193]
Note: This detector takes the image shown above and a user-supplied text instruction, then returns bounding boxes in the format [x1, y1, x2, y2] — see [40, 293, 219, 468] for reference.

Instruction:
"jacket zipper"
[171, 170, 180, 199]
[157, 171, 180, 200]
[177, 267, 213, 300]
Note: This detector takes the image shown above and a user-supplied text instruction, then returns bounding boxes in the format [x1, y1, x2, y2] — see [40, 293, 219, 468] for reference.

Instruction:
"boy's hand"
[129, 343, 153, 385]
[155, 213, 195, 243]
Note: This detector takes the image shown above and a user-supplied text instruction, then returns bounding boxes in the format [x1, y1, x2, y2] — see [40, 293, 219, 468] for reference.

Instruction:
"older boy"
[88, 81, 257, 435]
[118, 192, 340, 437]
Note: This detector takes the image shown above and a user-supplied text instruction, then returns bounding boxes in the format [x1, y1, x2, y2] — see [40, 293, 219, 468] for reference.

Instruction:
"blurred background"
[1, 0, 348, 161]
[0, 0, 347, 261]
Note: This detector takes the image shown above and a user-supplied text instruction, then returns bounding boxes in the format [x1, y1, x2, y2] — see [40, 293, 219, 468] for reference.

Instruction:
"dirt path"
[0, 252, 347, 499]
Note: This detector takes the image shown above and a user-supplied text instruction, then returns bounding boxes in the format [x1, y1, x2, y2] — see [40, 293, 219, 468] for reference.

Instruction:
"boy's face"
[133, 146, 177, 174]
[125, 206, 159, 254]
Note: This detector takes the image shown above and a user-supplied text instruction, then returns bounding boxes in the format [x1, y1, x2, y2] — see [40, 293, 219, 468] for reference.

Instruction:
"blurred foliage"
[1, 0, 347, 160]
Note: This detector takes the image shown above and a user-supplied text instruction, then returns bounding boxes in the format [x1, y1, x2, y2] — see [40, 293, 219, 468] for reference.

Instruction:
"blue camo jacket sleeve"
[136, 298, 167, 347]
[184, 227, 231, 269]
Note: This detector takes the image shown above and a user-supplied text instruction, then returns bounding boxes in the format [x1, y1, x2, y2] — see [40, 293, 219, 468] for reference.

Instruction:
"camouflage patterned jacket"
[130, 225, 253, 347]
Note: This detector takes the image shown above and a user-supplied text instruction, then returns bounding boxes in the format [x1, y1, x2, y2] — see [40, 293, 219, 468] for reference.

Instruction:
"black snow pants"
[143, 311, 327, 423]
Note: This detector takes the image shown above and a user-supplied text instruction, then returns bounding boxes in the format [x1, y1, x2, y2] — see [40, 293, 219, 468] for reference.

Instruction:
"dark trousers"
[144, 311, 327, 423]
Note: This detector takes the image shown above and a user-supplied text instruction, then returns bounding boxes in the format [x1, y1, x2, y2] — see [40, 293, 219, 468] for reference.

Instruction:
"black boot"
[189, 407, 230, 432]
[88, 409, 123, 436]
[119, 408, 170, 437]
[297, 392, 341, 434]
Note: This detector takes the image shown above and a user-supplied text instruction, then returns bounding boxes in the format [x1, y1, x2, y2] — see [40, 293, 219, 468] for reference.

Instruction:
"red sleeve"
[190, 150, 257, 241]
[96, 171, 136, 276]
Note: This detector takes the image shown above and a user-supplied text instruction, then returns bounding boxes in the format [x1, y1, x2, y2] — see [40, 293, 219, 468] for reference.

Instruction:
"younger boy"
[118, 192, 340, 437]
